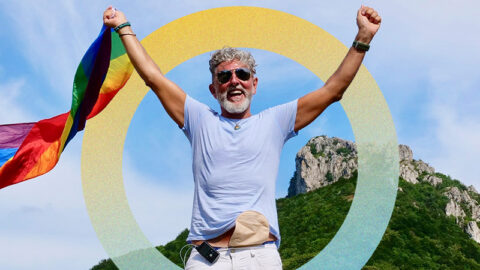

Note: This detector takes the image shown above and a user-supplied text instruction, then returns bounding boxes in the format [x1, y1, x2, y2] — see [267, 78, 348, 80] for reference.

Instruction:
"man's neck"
[220, 108, 252, 119]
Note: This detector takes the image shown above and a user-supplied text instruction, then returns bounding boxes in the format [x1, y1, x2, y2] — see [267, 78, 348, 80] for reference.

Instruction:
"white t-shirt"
[181, 95, 298, 248]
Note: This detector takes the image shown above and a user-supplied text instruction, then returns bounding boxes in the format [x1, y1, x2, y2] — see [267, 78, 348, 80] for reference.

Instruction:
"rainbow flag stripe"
[0, 26, 133, 189]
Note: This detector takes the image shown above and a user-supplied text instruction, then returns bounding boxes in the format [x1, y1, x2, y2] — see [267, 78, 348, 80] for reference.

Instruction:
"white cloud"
[0, 233, 104, 270]
[1, 1, 103, 102]
[0, 139, 108, 270]
[414, 65, 480, 190]
[0, 79, 34, 123]
[122, 152, 194, 245]
[425, 104, 480, 189]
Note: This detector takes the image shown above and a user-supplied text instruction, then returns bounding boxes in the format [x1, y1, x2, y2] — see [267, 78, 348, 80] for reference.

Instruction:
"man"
[104, 5, 381, 269]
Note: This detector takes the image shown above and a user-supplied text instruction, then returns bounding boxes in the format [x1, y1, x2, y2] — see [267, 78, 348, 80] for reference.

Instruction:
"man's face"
[209, 60, 258, 117]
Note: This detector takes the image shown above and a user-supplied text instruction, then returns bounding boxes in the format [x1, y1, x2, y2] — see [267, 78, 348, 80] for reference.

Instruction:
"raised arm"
[103, 7, 186, 127]
[294, 5, 381, 132]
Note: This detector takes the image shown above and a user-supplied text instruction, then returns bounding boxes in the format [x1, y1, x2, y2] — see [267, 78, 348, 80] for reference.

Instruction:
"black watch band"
[352, 41, 370, 52]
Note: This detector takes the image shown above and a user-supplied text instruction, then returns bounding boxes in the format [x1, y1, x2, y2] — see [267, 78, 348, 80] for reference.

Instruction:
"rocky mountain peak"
[287, 136, 357, 197]
[399, 144, 413, 162]
[288, 136, 436, 197]
[287, 135, 480, 244]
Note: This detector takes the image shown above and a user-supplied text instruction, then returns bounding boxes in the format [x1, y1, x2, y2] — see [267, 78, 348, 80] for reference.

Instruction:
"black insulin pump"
[196, 241, 220, 264]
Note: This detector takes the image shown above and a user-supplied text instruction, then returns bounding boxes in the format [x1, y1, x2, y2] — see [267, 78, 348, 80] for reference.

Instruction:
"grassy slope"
[91, 173, 480, 270]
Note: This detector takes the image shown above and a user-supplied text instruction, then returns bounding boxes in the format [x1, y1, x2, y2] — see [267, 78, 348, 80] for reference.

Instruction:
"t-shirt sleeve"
[268, 99, 299, 142]
[181, 95, 210, 141]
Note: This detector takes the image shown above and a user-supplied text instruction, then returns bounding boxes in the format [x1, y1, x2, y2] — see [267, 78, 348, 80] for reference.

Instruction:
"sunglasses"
[216, 68, 252, 84]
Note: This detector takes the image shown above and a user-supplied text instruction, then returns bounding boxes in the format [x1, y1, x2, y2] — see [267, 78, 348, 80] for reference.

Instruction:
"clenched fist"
[356, 5, 382, 44]
[103, 6, 128, 29]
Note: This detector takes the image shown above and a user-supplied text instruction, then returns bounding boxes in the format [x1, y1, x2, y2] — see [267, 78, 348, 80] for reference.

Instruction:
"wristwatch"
[352, 41, 370, 52]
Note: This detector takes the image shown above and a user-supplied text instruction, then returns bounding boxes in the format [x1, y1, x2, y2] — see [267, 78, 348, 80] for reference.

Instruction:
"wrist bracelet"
[352, 41, 370, 52]
[114, 21, 131, 32]
[119, 33, 136, 37]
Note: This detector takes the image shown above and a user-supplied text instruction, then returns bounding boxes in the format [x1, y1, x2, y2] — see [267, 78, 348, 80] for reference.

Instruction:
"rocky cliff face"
[444, 186, 480, 242]
[288, 135, 480, 244]
[288, 136, 357, 196]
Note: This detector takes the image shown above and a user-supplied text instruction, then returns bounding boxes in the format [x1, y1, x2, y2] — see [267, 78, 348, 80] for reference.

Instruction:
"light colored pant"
[185, 243, 282, 270]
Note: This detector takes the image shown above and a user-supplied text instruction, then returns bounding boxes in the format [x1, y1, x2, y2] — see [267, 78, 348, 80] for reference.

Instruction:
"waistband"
[212, 241, 276, 251]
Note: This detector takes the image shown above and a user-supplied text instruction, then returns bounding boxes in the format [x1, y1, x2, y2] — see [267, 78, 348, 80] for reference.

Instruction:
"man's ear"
[209, 84, 217, 98]
[252, 77, 258, 95]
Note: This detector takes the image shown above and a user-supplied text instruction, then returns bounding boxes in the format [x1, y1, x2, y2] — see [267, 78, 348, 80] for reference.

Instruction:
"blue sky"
[1, 1, 479, 269]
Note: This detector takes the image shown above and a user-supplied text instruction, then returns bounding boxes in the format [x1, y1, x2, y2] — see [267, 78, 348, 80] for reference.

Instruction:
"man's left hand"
[355, 5, 382, 44]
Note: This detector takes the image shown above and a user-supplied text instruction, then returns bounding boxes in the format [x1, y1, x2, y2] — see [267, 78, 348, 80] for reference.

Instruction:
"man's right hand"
[103, 6, 127, 29]
[100, 6, 186, 127]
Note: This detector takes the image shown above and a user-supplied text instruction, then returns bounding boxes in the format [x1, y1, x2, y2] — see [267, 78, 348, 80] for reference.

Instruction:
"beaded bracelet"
[114, 21, 131, 32]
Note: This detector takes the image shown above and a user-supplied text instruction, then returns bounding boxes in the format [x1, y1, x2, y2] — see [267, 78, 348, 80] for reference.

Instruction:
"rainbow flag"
[0, 26, 133, 189]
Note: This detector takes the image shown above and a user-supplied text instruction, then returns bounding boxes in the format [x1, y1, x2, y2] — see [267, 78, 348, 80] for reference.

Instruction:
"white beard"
[216, 87, 252, 114]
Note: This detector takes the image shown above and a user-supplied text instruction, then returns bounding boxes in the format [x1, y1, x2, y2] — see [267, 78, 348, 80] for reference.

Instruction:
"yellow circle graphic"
[82, 6, 398, 269]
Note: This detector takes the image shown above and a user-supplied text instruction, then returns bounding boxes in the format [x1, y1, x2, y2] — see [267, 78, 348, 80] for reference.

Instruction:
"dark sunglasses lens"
[235, 68, 251, 81]
[217, 70, 232, 84]
[217, 68, 251, 83]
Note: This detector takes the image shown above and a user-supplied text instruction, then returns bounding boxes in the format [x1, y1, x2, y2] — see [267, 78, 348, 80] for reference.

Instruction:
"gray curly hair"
[209, 47, 257, 77]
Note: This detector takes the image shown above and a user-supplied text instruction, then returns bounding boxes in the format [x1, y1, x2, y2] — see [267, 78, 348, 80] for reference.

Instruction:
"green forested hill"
[91, 173, 480, 270]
